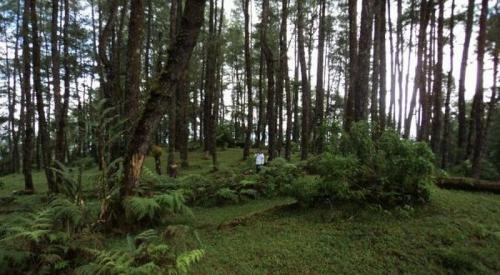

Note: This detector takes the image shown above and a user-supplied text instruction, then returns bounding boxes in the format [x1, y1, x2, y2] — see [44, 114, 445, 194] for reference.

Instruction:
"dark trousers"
[256, 165, 263, 173]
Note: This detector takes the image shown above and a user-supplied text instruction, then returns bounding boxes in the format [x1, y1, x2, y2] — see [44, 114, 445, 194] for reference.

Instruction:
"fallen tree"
[437, 177, 500, 194]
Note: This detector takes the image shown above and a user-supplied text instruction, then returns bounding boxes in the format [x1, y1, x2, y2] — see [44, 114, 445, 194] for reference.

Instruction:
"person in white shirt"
[255, 151, 265, 173]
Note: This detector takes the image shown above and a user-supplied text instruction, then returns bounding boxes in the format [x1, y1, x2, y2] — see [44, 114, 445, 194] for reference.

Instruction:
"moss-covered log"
[437, 177, 500, 194]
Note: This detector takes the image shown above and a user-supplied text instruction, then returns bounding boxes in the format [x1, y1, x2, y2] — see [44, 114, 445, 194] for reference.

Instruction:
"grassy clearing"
[1, 149, 499, 274]
[188, 187, 500, 274]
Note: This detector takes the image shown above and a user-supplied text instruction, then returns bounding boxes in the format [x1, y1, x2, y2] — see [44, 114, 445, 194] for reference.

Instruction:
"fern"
[175, 249, 205, 275]
[124, 196, 161, 221]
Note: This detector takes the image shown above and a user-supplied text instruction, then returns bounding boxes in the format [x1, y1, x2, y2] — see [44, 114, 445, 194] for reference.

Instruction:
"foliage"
[0, 197, 98, 274]
[124, 192, 192, 225]
[151, 145, 164, 158]
[291, 123, 434, 207]
[257, 158, 302, 196]
[75, 229, 204, 275]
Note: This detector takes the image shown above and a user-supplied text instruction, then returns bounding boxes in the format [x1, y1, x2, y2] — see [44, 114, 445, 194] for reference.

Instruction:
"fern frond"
[175, 249, 204, 275]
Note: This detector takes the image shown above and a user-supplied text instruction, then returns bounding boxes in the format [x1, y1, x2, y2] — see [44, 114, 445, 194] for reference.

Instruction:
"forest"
[0, 0, 499, 273]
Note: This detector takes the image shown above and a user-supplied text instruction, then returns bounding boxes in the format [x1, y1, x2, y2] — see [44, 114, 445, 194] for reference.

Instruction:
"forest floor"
[1, 149, 499, 274]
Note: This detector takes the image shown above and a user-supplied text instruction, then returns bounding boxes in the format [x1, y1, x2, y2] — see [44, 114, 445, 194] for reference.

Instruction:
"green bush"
[258, 158, 302, 196]
[293, 123, 433, 207]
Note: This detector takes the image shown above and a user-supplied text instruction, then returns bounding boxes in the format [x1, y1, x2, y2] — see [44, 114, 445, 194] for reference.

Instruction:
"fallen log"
[437, 177, 500, 194]
[217, 200, 297, 230]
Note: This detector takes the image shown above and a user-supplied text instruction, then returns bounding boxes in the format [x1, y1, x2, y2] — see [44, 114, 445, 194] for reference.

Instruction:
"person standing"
[255, 151, 265, 173]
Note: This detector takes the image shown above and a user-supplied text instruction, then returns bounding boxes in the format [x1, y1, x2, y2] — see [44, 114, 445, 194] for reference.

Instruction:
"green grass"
[190, 188, 500, 274]
[1, 148, 499, 274]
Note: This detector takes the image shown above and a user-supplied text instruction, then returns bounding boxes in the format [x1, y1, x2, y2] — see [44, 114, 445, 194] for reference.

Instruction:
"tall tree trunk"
[404, 0, 431, 138]
[262, 0, 276, 160]
[51, 0, 61, 140]
[30, 0, 57, 191]
[242, 0, 253, 160]
[483, 51, 498, 162]
[396, 0, 403, 132]
[314, 0, 326, 152]
[21, 0, 34, 191]
[212, 0, 224, 170]
[281, 0, 292, 160]
[203, 0, 216, 159]
[457, 0, 475, 160]
[353, 0, 374, 122]
[345, 0, 357, 130]
[125, 0, 144, 134]
[418, 2, 434, 142]
[168, 0, 180, 175]
[11, 0, 22, 173]
[403, 0, 415, 137]
[471, 0, 489, 178]
[371, 0, 381, 126]
[297, 0, 310, 160]
[441, 0, 454, 168]
[292, 33, 300, 143]
[381, 0, 388, 130]
[55, 0, 71, 168]
[431, 0, 444, 153]
[379, 1, 396, 129]
[122, 0, 205, 196]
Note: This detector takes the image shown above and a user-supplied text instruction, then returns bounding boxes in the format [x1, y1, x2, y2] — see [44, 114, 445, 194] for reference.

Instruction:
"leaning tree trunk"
[471, 0, 488, 178]
[122, 0, 205, 196]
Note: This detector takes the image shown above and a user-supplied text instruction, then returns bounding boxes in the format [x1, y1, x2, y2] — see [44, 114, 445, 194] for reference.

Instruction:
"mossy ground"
[1, 149, 499, 274]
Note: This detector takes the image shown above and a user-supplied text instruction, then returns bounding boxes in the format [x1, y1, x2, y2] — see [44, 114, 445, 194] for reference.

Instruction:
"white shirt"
[256, 153, 265, 165]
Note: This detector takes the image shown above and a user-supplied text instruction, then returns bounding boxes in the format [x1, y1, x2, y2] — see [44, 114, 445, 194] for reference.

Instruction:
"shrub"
[286, 175, 322, 206]
[293, 124, 434, 207]
[258, 158, 302, 196]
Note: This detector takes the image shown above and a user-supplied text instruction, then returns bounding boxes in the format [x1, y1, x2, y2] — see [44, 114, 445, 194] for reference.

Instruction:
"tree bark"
[55, 0, 71, 169]
[314, 0, 326, 152]
[471, 0, 489, 178]
[345, 0, 357, 130]
[431, 0, 445, 153]
[457, 0, 475, 160]
[30, 0, 57, 192]
[242, 0, 253, 160]
[125, 0, 145, 133]
[122, 0, 205, 196]
[441, 0, 454, 168]
[261, 0, 276, 160]
[280, 0, 292, 160]
[404, 0, 431, 138]
[21, 0, 34, 191]
[353, 0, 374, 122]
[297, 0, 310, 160]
